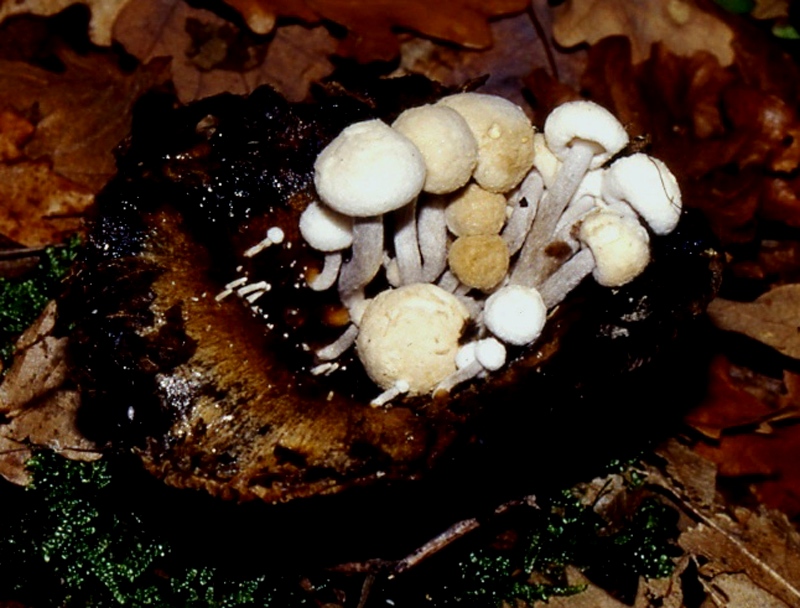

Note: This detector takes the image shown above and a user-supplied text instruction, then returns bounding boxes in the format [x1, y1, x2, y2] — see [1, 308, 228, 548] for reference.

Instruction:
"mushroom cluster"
[293, 94, 683, 406]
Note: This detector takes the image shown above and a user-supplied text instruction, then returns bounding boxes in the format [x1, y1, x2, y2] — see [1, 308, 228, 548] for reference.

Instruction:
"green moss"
[0, 238, 81, 368]
[0, 452, 317, 607]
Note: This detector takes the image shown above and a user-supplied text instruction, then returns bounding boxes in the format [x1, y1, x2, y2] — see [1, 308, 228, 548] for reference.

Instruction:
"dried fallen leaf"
[752, 0, 789, 21]
[0, 51, 169, 191]
[113, 0, 336, 103]
[707, 284, 800, 359]
[0, 0, 133, 46]
[0, 302, 99, 486]
[0, 160, 91, 248]
[552, 0, 735, 66]
[222, 0, 528, 62]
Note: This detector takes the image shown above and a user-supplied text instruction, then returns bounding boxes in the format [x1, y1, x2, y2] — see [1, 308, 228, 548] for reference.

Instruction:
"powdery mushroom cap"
[438, 92, 535, 193]
[544, 100, 629, 170]
[484, 285, 547, 346]
[314, 119, 426, 217]
[448, 234, 510, 291]
[445, 183, 507, 237]
[602, 153, 682, 235]
[356, 284, 470, 395]
[579, 209, 651, 287]
[299, 200, 354, 251]
[392, 105, 478, 194]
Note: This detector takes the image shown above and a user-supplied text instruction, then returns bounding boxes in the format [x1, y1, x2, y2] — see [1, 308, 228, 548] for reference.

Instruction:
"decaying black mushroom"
[61, 74, 723, 537]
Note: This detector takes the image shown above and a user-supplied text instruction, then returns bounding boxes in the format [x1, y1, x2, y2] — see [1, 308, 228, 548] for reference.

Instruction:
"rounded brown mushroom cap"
[448, 234, 510, 291]
[438, 92, 535, 194]
[445, 183, 507, 237]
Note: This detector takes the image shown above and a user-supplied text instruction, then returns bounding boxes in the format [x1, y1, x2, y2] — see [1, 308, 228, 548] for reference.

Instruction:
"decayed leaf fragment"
[552, 0, 735, 66]
[221, 0, 528, 61]
[650, 440, 800, 607]
[707, 284, 800, 359]
[0, 0, 133, 46]
[113, 0, 336, 103]
[0, 302, 99, 486]
[0, 51, 170, 192]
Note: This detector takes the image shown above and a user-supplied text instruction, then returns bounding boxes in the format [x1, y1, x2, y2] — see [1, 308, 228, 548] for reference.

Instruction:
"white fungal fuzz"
[281, 94, 684, 402]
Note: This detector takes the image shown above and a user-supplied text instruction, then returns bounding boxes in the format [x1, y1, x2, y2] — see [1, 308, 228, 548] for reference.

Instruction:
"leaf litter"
[0, 0, 799, 606]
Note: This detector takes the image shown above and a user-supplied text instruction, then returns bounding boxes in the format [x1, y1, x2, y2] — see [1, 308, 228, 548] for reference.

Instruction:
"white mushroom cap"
[475, 338, 507, 371]
[314, 119, 426, 217]
[438, 92, 535, 193]
[356, 284, 470, 395]
[484, 285, 547, 346]
[579, 209, 651, 287]
[299, 200, 354, 251]
[544, 100, 628, 170]
[602, 153, 682, 235]
[392, 105, 478, 194]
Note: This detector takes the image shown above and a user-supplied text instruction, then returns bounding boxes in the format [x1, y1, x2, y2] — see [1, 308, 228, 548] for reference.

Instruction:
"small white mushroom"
[299, 200, 354, 291]
[356, 284, 470, 396]
[511, 101, 628, 287]
[438, 92, 535, 193]
[392, 105, 478, 194]
[484, 285, 547, 346]
[602, 153, 682, 235]
[314, 119, 427, 304]
[579, 209, 651, 287]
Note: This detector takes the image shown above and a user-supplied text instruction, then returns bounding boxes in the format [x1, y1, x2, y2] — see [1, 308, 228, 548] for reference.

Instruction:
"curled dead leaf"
[0, 160, 91, 247]
[552, 0, 735, 66]
[113, 0, 336, 103]
[707, 284, 800, 359]
[222, 0, 528, 62]
[0, 302, 99, 486]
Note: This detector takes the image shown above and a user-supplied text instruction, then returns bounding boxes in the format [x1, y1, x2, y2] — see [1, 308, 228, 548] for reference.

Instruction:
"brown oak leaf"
[552, 0, 735, 66]
[707, 284, 800, 360]
[0, 50, 169, 191]
[222, 0, 528, 62]
[113, 0, 336, 103]
[0, 302, 99, 486]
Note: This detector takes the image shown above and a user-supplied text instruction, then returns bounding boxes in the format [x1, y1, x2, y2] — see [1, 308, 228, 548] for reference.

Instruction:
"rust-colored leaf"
[0, 160, 91, 247]
[113, 0, 336, 103]
[552, 0, 735, 66]
[222, 0, 528, 62]
[0, 51, 169, 191]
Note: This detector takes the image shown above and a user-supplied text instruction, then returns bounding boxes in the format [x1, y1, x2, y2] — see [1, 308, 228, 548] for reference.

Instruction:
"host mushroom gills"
[287, 93, 681, 406]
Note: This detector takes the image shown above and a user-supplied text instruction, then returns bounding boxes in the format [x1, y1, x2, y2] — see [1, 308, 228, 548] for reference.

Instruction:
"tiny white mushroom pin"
[602, 153, 682, 235]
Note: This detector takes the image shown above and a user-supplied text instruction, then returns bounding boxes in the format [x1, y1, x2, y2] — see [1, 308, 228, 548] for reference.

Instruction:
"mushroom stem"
[503, 172, 543, 255]
[394, 199, 423, 285]
[338, 217, 384, 299]
[370, 380, 410, 407]
[538, 248, 595, 309]
[510, 140, 596, 287]
[418, 197, 448, 282]
[435, 360, 483, 394]
[308, 252, 343, 291]
[317, 324, 359, 361]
